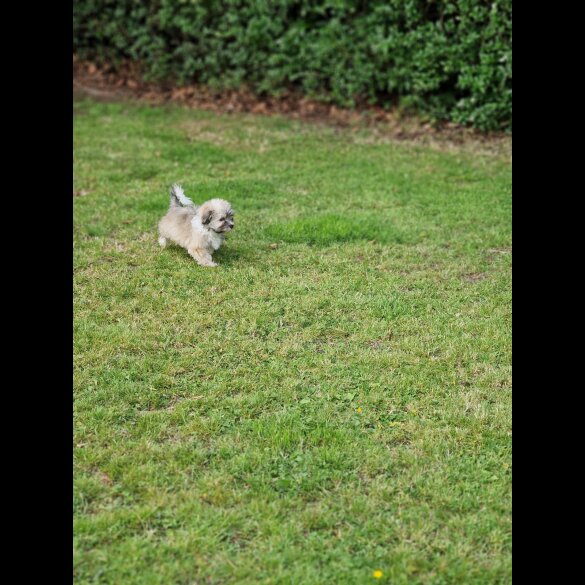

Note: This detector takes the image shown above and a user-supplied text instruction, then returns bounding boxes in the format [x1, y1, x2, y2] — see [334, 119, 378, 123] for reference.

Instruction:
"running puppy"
[158, 184, 234, 267]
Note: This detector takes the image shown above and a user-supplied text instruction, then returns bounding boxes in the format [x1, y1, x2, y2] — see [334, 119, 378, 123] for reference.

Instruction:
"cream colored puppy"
[158, 184, 234, 267]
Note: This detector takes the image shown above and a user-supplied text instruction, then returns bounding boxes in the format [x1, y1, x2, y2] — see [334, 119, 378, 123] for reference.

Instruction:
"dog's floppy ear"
[200, 205, 213, 225]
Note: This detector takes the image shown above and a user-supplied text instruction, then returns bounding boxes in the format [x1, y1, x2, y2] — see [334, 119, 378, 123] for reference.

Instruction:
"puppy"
[158, 184, 234, 267]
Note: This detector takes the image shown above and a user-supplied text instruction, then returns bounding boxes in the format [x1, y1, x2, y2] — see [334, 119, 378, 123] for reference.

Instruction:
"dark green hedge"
[73, 0, 512, 130]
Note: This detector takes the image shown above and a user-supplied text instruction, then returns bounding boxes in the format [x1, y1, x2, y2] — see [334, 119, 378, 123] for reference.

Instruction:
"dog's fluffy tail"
[170, 184, 194, 208]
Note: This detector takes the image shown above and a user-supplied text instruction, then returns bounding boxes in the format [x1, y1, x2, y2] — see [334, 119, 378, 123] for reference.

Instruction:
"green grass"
[74, 99, 512, 585]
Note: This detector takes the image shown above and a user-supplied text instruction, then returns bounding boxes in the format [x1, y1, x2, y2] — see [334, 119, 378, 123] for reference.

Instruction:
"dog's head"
[198, 199, 235, 233]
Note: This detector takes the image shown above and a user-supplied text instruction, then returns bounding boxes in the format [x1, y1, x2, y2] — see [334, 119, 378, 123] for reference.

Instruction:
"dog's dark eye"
[220, 217, 225, 221]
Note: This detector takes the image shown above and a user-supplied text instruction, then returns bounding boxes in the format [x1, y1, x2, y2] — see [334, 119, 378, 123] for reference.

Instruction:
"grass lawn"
[73, 98, 512, 585]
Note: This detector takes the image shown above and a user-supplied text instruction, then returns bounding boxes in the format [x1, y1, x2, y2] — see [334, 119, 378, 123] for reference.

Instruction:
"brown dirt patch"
[463, 273, 488, 283]
[73, 57, 511, 156]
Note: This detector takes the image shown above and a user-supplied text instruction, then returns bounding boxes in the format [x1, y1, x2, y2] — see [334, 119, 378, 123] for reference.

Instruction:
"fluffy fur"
[158, 184, 234, 267]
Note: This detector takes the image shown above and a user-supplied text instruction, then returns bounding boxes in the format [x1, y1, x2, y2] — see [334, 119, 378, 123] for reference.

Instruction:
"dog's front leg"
[188, 248, 218, 267]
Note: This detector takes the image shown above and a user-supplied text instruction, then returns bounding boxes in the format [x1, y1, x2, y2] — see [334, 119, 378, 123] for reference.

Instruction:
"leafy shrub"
[73, 0, 512, 131]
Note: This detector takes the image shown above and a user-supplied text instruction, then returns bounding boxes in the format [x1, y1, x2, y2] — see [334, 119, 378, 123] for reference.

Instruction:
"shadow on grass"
[263, 214, 408, 246]
[157, 240, 251, 268]
[212, 244, 252, 267]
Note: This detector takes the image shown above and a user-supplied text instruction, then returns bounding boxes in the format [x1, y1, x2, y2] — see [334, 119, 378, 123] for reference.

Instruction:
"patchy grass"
[74, 99, 511, 585]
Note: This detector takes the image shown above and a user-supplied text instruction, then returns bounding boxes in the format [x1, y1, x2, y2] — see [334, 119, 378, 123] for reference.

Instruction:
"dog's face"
[199, 199, 235, 233]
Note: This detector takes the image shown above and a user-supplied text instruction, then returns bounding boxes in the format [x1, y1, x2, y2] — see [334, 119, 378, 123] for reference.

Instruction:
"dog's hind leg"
[158, 236, 168, 248]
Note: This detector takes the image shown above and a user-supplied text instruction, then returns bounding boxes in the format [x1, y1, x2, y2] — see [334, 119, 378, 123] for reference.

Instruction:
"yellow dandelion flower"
[373, 569, 383, 579]
[356, 407, 362, 413]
